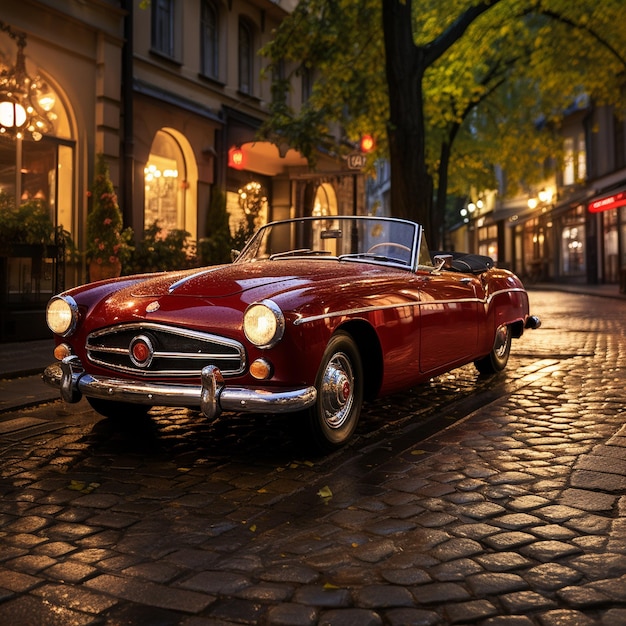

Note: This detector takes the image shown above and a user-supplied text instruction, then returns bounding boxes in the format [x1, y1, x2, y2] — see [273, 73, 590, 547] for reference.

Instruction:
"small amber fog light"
[249, 358, 272, 380]
[53, 343, 72, 361]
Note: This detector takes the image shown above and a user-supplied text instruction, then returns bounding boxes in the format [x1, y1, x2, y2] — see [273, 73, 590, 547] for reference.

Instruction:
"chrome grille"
[86, 323, 246, 377]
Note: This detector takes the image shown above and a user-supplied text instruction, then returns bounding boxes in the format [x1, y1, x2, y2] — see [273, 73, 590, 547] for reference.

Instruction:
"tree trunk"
[434, 140, 453, 251]
[382, 0, 434, 242]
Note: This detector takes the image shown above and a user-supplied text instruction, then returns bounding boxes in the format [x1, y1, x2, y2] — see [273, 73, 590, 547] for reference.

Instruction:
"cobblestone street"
[0, 290, 625, 625]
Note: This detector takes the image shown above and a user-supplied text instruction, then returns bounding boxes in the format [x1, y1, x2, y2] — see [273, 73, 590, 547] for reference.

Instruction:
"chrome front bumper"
[43, 355, 317, 419]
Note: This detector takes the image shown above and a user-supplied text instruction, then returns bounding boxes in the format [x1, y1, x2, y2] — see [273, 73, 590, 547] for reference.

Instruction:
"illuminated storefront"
[588, 190, 626, 286]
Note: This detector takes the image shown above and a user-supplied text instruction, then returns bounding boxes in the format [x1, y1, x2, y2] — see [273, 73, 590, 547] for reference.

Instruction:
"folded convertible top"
[432, 252, 495, 274]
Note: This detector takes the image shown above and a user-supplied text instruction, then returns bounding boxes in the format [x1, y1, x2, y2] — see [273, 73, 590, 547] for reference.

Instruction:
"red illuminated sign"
[588, 191, 626, 213]
[228, 146, 245, 170]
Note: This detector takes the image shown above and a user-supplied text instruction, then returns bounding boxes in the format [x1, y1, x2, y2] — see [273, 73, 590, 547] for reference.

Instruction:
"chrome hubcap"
[319, 352, 354, 429]
[493, 325, 509, 358]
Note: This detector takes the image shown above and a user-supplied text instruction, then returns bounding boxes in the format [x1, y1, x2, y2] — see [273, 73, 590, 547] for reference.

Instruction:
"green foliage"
[0, 192, 78, 264]
[260, 0, 626, 229]
[128, 221, 196, 274]
[197, 189, 233, 266]
[230, 220, 254, 256]
[86, 155, 133, 268]
[259, 0, 387, 165]
[0, 192, 57, 248]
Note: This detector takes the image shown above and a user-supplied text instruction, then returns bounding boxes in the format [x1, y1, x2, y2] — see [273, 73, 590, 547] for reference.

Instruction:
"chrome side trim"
[294, 301, 421, 326]
[485, 287, 527, 304]
[293, 287, 527, 326]
[43, 358, 317, 419]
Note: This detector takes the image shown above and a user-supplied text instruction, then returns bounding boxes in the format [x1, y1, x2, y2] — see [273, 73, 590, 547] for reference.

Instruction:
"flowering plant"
[86, 155, 133, 269]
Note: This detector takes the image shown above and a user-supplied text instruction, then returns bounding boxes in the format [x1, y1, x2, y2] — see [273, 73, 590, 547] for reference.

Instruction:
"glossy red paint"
[44, 216, 538, 453]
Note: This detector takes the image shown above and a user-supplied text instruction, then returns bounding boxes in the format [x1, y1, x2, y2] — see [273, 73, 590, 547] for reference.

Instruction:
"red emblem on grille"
[129, 335, 154, 368]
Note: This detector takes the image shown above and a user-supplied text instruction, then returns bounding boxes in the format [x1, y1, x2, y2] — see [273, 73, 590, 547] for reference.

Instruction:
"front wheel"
[474, 324, 512, 375]
[305, 332, 363, 454]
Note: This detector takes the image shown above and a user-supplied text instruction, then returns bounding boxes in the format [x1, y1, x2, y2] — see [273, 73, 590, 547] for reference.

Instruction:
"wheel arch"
[337, 319, 383, 402]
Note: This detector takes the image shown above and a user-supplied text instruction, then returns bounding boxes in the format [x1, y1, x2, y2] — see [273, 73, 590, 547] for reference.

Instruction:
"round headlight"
[243, 300, 285, 348]
[46, 295, 78, 336]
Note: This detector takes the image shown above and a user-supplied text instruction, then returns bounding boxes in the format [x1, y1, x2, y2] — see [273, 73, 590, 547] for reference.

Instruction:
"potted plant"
[0, 193, 55, 251]
[86, 155, 133, 280]
[128, 221, 196, 273]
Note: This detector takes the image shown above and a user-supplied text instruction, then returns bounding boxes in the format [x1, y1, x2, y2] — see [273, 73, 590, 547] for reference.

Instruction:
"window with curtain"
[152, 0, 175, 58]
[238, 20, 253, 94]
[201, 1, 219, 79]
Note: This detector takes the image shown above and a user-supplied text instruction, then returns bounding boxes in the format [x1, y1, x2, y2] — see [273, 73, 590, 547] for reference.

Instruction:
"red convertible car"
[44, 216, 540, 452]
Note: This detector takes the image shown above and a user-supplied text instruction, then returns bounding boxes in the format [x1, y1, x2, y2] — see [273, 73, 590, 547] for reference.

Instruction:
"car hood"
[128, 260, 387, 300]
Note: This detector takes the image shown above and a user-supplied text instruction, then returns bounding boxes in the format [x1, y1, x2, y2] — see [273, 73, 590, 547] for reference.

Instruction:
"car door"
[417, 272, 481, 373]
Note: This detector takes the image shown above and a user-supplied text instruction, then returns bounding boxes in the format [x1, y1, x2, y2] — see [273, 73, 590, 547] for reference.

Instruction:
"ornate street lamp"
[0, 20, 55, 141]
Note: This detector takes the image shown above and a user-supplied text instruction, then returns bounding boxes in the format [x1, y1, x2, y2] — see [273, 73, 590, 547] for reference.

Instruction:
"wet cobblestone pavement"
[0, 290, 625, 625]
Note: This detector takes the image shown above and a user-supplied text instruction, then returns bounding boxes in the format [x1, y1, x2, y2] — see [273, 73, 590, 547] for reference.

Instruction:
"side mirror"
[433, 254, 453, 271]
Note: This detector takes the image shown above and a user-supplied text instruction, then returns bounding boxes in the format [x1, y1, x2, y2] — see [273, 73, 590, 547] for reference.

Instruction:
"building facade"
[0, 0, 367, 341]
[455, 97, 626, 293]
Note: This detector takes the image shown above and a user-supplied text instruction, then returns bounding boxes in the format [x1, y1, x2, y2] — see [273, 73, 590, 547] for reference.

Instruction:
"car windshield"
[235, 216, 428, 270]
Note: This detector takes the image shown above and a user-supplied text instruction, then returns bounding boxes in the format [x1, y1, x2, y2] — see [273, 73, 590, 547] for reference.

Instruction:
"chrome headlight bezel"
[243, 299, 285, 349]
[46, 295, 79, 337]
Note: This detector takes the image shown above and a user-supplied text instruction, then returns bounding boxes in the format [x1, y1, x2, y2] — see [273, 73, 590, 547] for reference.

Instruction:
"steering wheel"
[367, 242, 411, 255]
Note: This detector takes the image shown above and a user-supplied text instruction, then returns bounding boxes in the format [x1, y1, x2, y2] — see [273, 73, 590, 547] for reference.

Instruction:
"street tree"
[260, 0, 626, 245]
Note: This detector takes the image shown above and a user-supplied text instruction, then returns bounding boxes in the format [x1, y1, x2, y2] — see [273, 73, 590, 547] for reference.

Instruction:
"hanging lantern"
[228, 146, 245, 170]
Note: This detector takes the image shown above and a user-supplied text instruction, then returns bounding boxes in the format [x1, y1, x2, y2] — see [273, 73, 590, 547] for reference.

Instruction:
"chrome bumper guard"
[43, 356, 317, 419]
[525, 315, 541, 330]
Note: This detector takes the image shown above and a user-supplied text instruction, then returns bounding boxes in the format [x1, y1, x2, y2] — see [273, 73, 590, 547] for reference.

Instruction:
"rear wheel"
[305, 332, 363, 454]
[86, 397, 151, 420]
[474, 324, 512, 375]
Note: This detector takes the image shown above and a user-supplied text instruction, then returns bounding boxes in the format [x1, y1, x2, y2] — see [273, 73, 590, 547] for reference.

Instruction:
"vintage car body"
[44, 216, 540, 452]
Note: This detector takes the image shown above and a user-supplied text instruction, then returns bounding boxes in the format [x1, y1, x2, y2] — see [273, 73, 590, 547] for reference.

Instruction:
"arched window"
[201, 0, 219, 80]
[144, 130, 186, 234]
[312, 183, 338, 254]
[0, 69, 74, 330]
[0, 78, 73, 237]
[238, 19, 253, 95]
[313, 183, 337, 217]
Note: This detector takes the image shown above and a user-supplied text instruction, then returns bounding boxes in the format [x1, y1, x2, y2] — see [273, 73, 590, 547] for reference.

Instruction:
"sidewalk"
[529, 281, 626, 300]
[0, 282, 623, 412]
[0, 338, 57, 412]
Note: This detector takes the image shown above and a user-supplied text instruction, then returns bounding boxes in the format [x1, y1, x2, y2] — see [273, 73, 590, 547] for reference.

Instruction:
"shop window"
[313, 183, 337, 217]
[238, 20, 253, 94]
[559, 206, 586, 277]
[226, 179, 268, 246]
[144, 130, 186, 234]
[561, 227, 585, 275]
[0, 136, 74, 236]
[312, 184, 338, 254]
[621, 207, 626, 270]
[201, 0, 219, 80]
[478, 224, 498, 262]
[603, 208, 618, 283]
